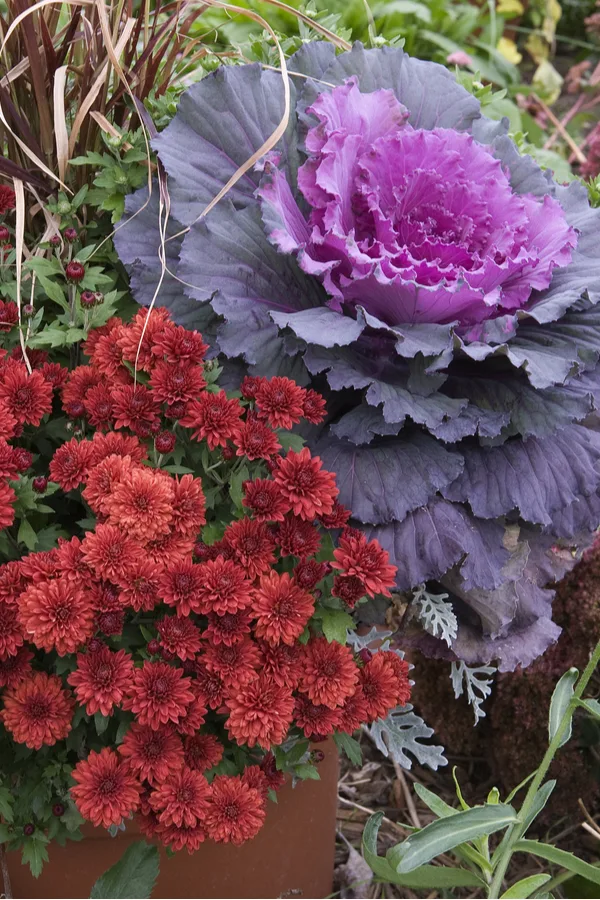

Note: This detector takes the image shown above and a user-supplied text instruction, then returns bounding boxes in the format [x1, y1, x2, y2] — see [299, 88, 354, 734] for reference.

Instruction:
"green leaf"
[501, 873, 551, 898]
[293, 763, 321, 781]
[17, 518, 37, 551]
[0, 787, 14, 823]
[21, 835, 49, 878]
[94, 712, 110, 735]
[549, 667, 578, 747]
[0, 823, 13, 842]
[363, 813, 483, 888]
[278, 431, 305, 453]
[521, 780, 556, 832]
[90, 841, 160, 899]
[514, 840, 600, 886]
[413, 783, 456, 819]
[319, 607, 355, 644]
[333, 732, 362, 766]
[579, 698, 600, 720]
[229, 465, 249, 509]
[387, 804, 517, 873]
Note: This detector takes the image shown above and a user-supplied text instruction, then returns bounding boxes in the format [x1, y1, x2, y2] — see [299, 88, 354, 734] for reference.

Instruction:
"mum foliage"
[0, 308, 412, 870]
[117, 42, 600, 672]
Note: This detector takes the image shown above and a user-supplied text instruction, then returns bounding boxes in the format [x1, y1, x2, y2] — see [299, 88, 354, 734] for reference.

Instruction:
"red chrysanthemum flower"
[294, 696, 340, 739]
[302, 389, 327, 424]
[82, 523, 140, 582]
[204, 608, 253, 647]
[253, 571, 314, 646]
[82, 454, 137, 515]
[89, 431, 147, 466]
[175, 686, 208, 736]
[62, 365, 103, 407]
[318, 501, 352, 529]
[180, 391, 243, 450]
[194, 557, 253, 616]
[0, 646, 33, 688]
[254, 377, 306, 430]
[0, 185, 16, 213]
[82, 317, 123, 358]
[123, 661, 194, 729]
[0, 365, 53, 425]
[68, 646, 134, 716]
[159, 820, 207, 853]
[239, 375, 265, 400]
[241, 765, 269, 800]
[223, 518, 275, 580]
[2, 672, 73, 749]
[152, 323, 208, 364]
[150, 766, 210, 828]
[119, 723, 184, 785]
[204, 776, 266, 845]
[273, 448, 338, 521]
[184, 733, 224, 772]
[111, 384, 161, 434]
[159, 561, 204, 617]
[332, 574, 366, 608]
[71, 748, 141, 828]
[104, 467, 174, 541]
[145, 532, 195, 568]
[294, 560, 329, 592]
[150, 360, 206, 404]
[0, 561, 24, 604]
[299, 637, 359, 709]
[332, 533, 397, 598]
[19, 548, 60, 582]
[117, 307, 171, 371]
[0, 481, 15, 529]
[359, 651, 411, 722]
[116, 559, 164, 612]
[0, 439, 18, 479]
[277, 515, 322, 559]
[204, 638, 261, 689]
[194, 663, 226, 711]
[157, 616, 202, 661]
[49, 438, 94, 491]
[0, 600, 24, 659]
[55, 537, 94, 587]
[225, 674, 294, 749]
[40, 361, 69, 390]
[90, 331, 127, 378]
[234, 419, 281, 460]
[0, 300, 17, 333]
[19, 577, 94, 655]
[242, 478, 289, 522]
[170, 474, 206, 538]
[83, 383, 115, 430]
[336, 686, 369, 734]
[0, 399, 17, 440]
[258, 641, 303, 689]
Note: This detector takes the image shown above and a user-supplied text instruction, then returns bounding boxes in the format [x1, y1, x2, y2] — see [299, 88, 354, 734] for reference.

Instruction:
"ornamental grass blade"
[548, 667, 578, 747]
[387, 804, 517, 874]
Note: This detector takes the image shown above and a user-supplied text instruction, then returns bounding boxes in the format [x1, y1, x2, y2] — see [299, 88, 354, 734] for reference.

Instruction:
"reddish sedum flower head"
[119, 723, 184, 785]
[49, 438, 94, 491]
[0, 365, 53, 425]
[19, 577, 94, 655]
[82, 523, 140, 581]
[226, 674, 295, 749]
[273, 448, 338, 521]
[254, 571, 315, 646]
[254, 377, 306, 430]
[184, 733, 224, 772]
[104, 467, 174, 541]
[332, 533, 397, 597]
[195, 557, 253, 616]
[299, 637, 359, 709]
[123, 661, 194, 729]
[205, 775, 266, 845]
[71, 748, 141, 828]
[157, 616, 202, 661]
[149, 766, 210, 828]
[234, 419, 281, 460]
[2, 672, 73, 749]
[181, 391, 243, 450]
[242, 478, 289, 522]
[68, 647, 134, 716]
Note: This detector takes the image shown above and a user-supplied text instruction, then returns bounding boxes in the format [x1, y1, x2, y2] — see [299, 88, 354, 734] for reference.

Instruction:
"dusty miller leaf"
[365, 705, 447, 771]
[413, 583, 458, 647]
[450, 662, 496, 725]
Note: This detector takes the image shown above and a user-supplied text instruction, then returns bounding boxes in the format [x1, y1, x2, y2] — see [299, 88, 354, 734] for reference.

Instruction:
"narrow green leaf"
[388, 804, 517, 874]
[333, 731, 362, 766]
[90, 841, 160, 899]
[501, 873, 552, 898]
[413, 783, 456, 818]
[515, 840, 600, 886]
[579, 698, 600, 720]
[521, 780, 556, 832]
[548, 667, 578, 747]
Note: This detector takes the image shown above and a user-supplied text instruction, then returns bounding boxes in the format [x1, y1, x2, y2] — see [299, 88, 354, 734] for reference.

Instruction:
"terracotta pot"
[8, 741, 339, 899]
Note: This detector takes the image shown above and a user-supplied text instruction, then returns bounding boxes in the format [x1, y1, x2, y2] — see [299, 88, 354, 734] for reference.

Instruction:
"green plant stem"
[488, 638, 600, 899]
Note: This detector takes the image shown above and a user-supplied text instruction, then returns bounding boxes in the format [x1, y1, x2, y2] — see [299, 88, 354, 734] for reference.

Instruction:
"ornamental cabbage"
[117, 42, 600, 673]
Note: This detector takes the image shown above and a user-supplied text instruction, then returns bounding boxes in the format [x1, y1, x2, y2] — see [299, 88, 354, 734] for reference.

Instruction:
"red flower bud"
[80, 290, 96, 309]
[155, 431, 176, 454]
[52, 803, 65, 817]
[0, 226, 9, 242]
[147, 639, 161, 656]
[65, 261, 85, 282]
[23, 824, 35, 836]
[63, 228, 78, 243]
[32, 476, 48, 493]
